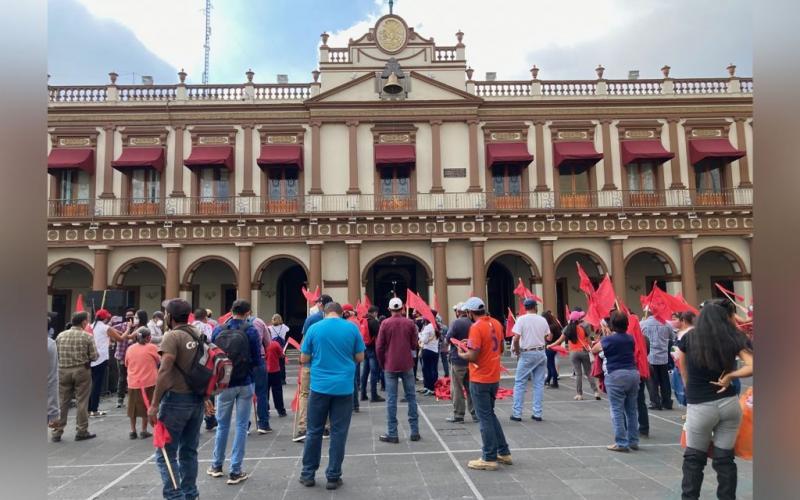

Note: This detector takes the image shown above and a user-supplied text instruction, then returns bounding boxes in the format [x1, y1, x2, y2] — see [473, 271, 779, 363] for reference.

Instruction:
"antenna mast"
[202, 0, 212, 85]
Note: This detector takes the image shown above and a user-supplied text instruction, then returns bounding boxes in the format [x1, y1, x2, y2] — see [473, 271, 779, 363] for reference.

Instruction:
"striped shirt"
[55, 327, 99, 369]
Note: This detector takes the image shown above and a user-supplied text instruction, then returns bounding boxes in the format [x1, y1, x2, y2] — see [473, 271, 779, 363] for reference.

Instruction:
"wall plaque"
[58, 137, 91, 146]
[691, 128, 723, 138]
[267, 135, 297, 144]
[490, 132, 522, 141]
[624, 129, 655, 139]
[130, 136, 161, 145]
[557, 130, 589, 140]
[443, 168, 467, 178]
[379, 133, 410, 144]
[198, 136, 230, 145]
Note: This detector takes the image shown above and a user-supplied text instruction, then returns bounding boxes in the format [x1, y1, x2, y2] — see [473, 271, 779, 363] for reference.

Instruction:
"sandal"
[129, 432, 138, 439]
[573, 394, 584, 401]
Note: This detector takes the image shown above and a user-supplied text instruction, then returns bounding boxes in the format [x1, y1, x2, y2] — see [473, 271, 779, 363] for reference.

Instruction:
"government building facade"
[46, 14, 753, 335]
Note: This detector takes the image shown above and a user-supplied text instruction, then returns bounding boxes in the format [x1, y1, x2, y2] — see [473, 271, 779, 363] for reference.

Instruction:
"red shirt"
[467, 316, 504, 384]
[376, 315, 418, 372]
[265, 339, 284, 373]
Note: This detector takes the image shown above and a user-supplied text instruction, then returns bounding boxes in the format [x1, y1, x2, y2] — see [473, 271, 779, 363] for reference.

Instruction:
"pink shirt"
[125, 343, 160, 389]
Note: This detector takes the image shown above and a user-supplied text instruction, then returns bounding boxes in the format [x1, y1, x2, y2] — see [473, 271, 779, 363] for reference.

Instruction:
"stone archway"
[183, 256, 238, 317]
[694, 247, 749, 302]
[485, 251, 540, 321]
[48, 259, 94, 333]
[624, 248, 678, 314]
[254, 255, 309, 341]
[112, 258, 167, 314]
[554, 250, 608, 324]
[362, 252, 432, 315]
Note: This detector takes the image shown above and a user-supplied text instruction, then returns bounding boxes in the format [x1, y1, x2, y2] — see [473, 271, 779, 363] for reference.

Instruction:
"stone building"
[47, 13, 753, 335]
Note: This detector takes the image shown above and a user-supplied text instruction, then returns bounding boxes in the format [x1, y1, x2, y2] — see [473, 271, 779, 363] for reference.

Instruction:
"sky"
[48, 0, 752, 86]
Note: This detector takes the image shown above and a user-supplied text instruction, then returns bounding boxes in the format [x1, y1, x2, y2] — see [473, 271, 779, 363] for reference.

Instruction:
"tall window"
[58, 169, 90, 201]
[131, 168, 160, 202]
[380, 166, 410, 198]
[558, 164, 590, 194]
[695, 159, 724, 193]
[627, 162, 657, 192]
[199, 167, 230, 201]
[491, 165, 522, 196]
[268, 168, 299, 200]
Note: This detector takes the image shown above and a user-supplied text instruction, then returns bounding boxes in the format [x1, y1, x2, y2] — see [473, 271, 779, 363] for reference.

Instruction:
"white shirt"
[511, 313, 549, 350]
[91, 321, 110, 366]
[268, 324, 289, 341]
[418, 323, 438, 352]
[192, 321, 213, 339]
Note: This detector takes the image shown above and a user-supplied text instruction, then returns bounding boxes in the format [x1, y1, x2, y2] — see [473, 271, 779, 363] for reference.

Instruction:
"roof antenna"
[389, 0, 394, 15]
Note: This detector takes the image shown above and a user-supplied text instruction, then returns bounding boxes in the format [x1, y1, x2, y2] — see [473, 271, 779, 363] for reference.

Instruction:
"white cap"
[463, 297, 485, 312]
[388, 297, 403, 311]
[453, 302, 464, 311]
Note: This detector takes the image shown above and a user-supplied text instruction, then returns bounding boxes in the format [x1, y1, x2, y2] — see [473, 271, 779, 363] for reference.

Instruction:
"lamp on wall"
[145, 291, 159, 300]
[262, 288, 276, 298]
[629, 284, 642, 292]
[204, 290, 217, 301]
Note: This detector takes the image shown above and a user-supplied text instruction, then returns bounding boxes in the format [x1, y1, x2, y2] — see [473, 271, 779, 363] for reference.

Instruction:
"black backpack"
[213, 325, 252, 381]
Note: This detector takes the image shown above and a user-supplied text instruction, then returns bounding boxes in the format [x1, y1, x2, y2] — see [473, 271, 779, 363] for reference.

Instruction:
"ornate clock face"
[375, 16, 407, 53]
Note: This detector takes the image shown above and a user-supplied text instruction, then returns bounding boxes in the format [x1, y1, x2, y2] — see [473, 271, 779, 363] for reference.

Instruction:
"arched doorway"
[555, 251, 608, 325]
[113, 259, 166, 314]
[485, 252, 538, 321]
[363, 253, 431, 315]
[254, 257, 309, 342]
[183, 257, 238, 317]
[694, 248, 748, 302]
[624, 249, 676, 314]
[48, 260, 93, 334]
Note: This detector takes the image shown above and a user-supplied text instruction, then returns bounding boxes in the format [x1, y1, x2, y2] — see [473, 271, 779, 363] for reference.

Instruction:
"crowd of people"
[47, 290, 753, 500]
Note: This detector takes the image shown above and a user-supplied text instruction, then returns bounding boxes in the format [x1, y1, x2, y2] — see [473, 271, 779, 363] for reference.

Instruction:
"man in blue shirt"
[298, 302, 365, 490]
[640, 309, 675, 410]
[207, 300, 264, 485]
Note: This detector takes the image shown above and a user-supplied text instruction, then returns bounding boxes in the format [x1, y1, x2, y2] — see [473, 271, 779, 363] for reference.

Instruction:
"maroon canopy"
[111, 147, 165, 172]
[47, 148, 94, 174]
[257, 145, 303, 170]
[374, 144, 416, 167]
[620, 140, 675, 165]
[553, 141, 603, 169]
[688, 139, 745, 165]
[184, 145, 234, 170]
[485, 142, 533, 168]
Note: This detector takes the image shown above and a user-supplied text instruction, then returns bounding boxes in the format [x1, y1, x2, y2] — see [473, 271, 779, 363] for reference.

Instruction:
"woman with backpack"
[268, 314, 290, 384]
[548, 309, 600, 400]
[676, 299, 753, 500]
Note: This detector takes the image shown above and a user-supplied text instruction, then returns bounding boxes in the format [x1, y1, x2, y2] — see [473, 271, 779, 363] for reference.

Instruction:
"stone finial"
[595, 64, 605, 80]
[320, 32, 329, 46]
[312, 70, 320, 83]
[178, 68, 187, 84]
[245, 69, 254, 83]
[108, 72, 118, 85]
[661, 65, 671, 78]
[530, 65, 539, 80]
[465, 66, 474, 81]
[455, 30, 464, 45]
[727, 63, 736, 77]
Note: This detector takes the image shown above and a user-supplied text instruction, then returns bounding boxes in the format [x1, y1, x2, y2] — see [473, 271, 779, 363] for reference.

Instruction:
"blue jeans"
[545, 348, 559, 384]
[440, 351, 450, 377]
[385, 370, 419, 437]
[154, 391, 204, 500]
[253, 366, 270, 429]
[360, 348, 380, 399]
[470, 381, 510, 461]
[672, 368, 687, 406]
[512, 350, 547, 418]
[212, 384, 254, 474]
[353, 362, 361, 409]
[421, 349, 439, 391]
[605, 369, 640, 448]
[301, 391, 354, 482]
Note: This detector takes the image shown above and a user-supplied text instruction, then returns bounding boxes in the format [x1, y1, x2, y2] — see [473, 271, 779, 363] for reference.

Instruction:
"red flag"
[406, 290, 437, 330]
[627, 313, 650, 379]
[584, 295, 602, 329]
[642, 284, 696, 323]
[715, 283, 744, 302]
[505, 308, 516, 338]
[675, 292, 699, 314]
[286, 336, 302, 351]
[75, 293, 85, 313]
[547, 344, 570, 357]
[513, 278, 528, 298]
[362, 294, 372, 308]
[217, 311, 232, 326]
[291, 369, 301, 411]
[301, 285, 321, 304]
[594, 274, 617, 320]
[576, 263, 596, 296]
[356, 300, 368, 319]
[449, 337, 468, 351]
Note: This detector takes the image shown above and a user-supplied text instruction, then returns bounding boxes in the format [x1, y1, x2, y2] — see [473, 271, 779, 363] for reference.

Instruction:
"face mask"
[156, 320, 164, 328]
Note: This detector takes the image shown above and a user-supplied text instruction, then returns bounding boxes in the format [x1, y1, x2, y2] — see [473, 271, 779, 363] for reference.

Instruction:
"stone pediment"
[307, 71, 481, 104]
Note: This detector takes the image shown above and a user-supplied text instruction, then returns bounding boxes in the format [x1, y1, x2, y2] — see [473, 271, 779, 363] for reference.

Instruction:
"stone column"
[309, 121, 323, 194]
[600, 119, 617, 190]
[467, 119, 481, 192]
[346, 240, 361, 305]
[100, 125, 115, 199]
[236, 242, 253, 302]
[171, 125, 186, 197]
[240, 124, 255, 196]
[734, 118, 752, 187]
[163, 244, 182, 299]
[432, 238, 449, 320]
[346, 121, 360, 194]
[677, 235, 698, 307]
[307, 241, 323, 291]
[470, 237, 487, 298]
[667, 118, 684, 189]
[540, 237, 557, 313]
[534, 119, 548, 191]
[609, 236, 627, 301]
[90, 245, 110, 291]
[745, 233, 753, 275]
[430, 120, 444, 193]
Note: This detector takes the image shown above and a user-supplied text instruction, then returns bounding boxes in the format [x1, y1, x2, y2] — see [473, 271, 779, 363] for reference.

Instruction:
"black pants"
[116, 358, 127, 402]
[638, 379, 649, 435]
[545, 349, 559, 385]
[89, 360, 108, 412]
[267, 371, 286, 414]
[647, 363, 673, 409]
[279, 357, 286, 384]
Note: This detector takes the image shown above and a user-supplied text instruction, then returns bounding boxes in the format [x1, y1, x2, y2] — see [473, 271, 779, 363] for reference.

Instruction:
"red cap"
[342, 303, 354, 312]
[95, 309, 112, 321]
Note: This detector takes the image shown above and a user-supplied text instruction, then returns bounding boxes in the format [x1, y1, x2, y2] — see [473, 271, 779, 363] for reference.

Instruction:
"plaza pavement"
[47, 353, 752, 499]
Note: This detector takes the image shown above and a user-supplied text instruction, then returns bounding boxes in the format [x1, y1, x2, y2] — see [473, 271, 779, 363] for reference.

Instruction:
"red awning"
[485, 142, 533, 168]
[620, 140, 675, 165]
[688, 139, 745, 165]
[374, 144, 416, 167]
[184, 145, 234, 170]
[257, 145, 303, 170]
[47, 148, 95, 174]
[111, 147, 165, 172]
[553, 141, 603, 169]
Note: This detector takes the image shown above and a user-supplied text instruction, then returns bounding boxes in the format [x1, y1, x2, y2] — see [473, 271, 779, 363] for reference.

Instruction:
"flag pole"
[161, 448, 178, 490]
[715, 287, 750, 314]
[100, 289, 108, 310]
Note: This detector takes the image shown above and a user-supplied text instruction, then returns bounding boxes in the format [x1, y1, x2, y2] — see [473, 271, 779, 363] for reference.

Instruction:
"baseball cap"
[388, 297, 403, 311]
[95, 308, 111, 321]
[317, 294, 333, 306]
[463, 297, 485, 312]
[569, 310, 586, 322]
[162, 298, 192, 320]
[523, 298, 537, 308]
[453, 302, 464, 312]
[342, 303, 354, 312]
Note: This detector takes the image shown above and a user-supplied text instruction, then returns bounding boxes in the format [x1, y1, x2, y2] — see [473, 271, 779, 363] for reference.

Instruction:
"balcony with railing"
[47, 187, 752, 221]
